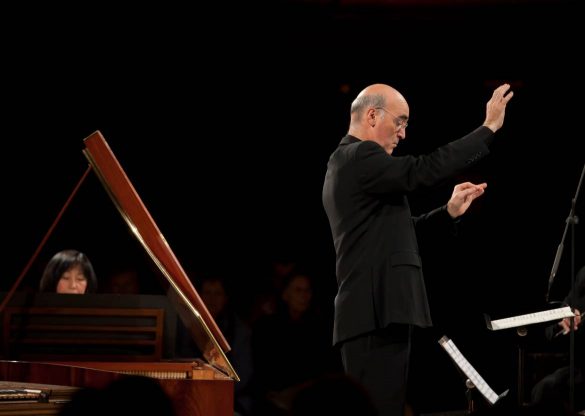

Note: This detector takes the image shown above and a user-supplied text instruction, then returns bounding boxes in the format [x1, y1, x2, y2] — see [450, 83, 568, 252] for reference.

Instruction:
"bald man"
[322, 83, 513, 416]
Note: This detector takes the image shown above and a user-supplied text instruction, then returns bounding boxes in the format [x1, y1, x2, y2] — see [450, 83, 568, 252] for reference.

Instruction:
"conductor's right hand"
[483, 83, 514, 133]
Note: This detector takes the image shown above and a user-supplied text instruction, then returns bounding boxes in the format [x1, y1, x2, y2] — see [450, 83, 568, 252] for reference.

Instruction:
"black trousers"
[340, 324, 412, 416]
[530, 365, 584, 413]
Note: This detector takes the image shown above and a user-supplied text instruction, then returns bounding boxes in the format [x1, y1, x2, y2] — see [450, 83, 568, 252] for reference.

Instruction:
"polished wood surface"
[0, 360, 233, 416]
[3, 306, 165, 362]
[1, 131, 236, 416]
[83, 131, 229, 353]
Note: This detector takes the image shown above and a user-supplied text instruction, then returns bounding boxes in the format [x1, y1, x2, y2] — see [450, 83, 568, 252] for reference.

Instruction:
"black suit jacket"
[565, 266, 585, 313]
[322, 126, 493, 345]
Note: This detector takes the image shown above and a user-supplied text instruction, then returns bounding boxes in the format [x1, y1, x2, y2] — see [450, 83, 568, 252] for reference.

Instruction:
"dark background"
[3, 0, 583, 413]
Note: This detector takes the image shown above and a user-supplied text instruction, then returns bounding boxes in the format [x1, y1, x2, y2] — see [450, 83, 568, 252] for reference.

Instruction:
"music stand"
[438, 336, 508, 414]
[484, 307, 574, 332]
[484, 307, 575, 406]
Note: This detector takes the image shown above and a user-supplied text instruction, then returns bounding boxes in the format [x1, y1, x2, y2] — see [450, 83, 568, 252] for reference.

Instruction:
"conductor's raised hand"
[483, 83, 514, 133]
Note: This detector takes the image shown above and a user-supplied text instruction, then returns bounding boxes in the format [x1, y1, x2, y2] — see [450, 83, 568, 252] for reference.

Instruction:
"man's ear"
[367, 108, 376, 127]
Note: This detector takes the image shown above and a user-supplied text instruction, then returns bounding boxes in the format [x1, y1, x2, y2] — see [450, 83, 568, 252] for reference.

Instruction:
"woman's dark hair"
[39, 249, 98, 293]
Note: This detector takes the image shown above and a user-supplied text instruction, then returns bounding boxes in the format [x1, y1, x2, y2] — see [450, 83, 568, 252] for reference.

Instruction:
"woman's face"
[56, 264, 88, 294]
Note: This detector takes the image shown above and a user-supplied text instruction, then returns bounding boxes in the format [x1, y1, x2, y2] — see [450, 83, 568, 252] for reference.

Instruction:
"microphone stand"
[545, 161, 583, 414]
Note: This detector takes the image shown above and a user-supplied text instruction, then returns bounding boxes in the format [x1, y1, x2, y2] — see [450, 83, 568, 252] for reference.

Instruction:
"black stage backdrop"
[3, 1, 583, 413]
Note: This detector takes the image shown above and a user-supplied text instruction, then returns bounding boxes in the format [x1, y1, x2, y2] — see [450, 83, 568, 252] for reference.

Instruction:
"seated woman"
[39, 249, 98, 294]
[530, 265, 585, 414]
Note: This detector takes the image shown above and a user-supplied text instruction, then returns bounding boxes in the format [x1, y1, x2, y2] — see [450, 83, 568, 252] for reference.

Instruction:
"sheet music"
[485, 306, 574, 331]
[438, 336, 503, 405]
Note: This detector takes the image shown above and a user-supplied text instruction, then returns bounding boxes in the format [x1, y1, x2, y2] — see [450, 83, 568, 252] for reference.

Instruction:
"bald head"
[347, 84, 409, 145]
[350, 84, 406, 120]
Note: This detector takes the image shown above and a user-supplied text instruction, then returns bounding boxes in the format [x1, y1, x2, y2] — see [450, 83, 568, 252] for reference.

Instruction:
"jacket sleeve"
[356, 126, 492, 195]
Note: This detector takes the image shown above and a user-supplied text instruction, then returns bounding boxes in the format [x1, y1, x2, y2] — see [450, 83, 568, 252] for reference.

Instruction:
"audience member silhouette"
[199, 275, 254, 416]
[251, 272, 342, 415]
[289, 373, 377, 416]
[102, 265, 141, 294]
[174, 273, 254, 415]
[59, 375, 176, 416]
[247, 256, 298, 325]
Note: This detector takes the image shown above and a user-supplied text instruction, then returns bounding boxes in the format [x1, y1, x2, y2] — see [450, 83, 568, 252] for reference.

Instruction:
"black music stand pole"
[545, 161, 583, 414]
[516, 326, 528, 407]
[465, 379, 476, 415]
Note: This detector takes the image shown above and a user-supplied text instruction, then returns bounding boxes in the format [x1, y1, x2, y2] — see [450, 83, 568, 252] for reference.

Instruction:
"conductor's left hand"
[446, 182, 487, 218]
